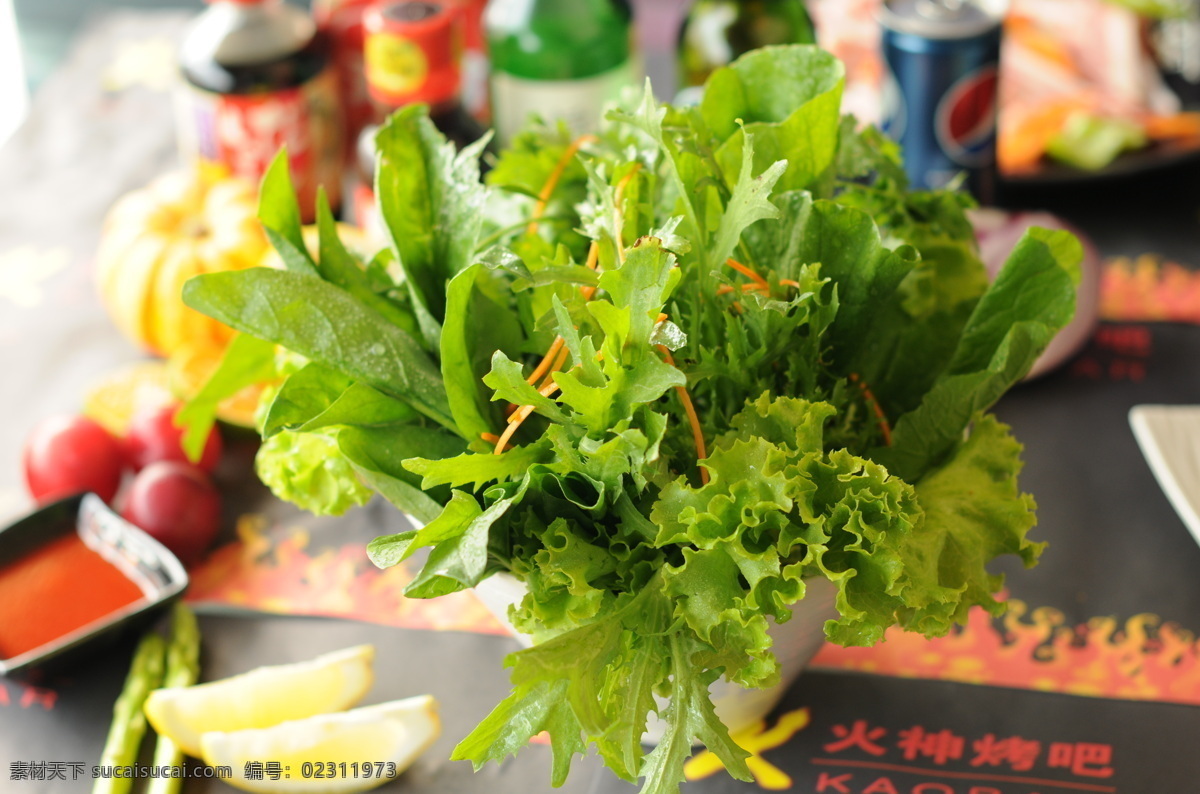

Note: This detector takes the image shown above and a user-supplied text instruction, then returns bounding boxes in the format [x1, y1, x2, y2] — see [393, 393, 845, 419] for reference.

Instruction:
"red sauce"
[0, 533, 145, 659]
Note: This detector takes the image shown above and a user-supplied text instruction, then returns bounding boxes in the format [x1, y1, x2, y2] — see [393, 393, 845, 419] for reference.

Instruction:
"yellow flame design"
[684, 707, 811, 789]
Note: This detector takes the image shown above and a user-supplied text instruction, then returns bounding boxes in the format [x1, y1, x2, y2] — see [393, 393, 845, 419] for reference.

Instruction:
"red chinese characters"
[0, 679, 57, 710]
[1047, 741, 1115, 778]
[897, 726, 965, 765]
[969, 733, 1041, 772]
[819, 719, 1116, 782]
[825, 720, 889, 756]
[1070, 324, 1151, 382]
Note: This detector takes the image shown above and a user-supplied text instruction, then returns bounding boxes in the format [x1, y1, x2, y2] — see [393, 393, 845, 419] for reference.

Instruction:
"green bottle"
[676, 0, 815, 103]
[485, 0, 636, 145]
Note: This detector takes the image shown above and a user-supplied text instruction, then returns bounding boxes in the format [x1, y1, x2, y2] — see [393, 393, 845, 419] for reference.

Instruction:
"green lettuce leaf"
[183, 268, 455, 432]
[906, 413, 1043, 630]
[177, 333, 278, 460]
[881, 227, 1081, 480]
[442, 264, 527, 444]
[376, 105, 491, 338]
[260, 362, 355, 437]
[314, 191, 418, 338]
[255, 429, 372, 516]
[338, 425, 455, 525]
[404, 440, 554, 492]
[701, 45, 844, 193]
[257, 151, 317, 276]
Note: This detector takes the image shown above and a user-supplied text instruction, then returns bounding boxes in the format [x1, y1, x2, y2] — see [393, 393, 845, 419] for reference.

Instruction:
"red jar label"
[177, 68, 343, 220]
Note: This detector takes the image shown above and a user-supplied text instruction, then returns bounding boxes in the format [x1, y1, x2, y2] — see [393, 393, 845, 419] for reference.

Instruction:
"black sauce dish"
[0, 493, 188, 678]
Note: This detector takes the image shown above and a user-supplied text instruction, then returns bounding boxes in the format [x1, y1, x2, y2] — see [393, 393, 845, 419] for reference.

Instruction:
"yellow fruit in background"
[96, 166, 268, 358]
[82, 361, 175, 436]
[168, 345, 270, 430]
[81, 355, 268, 436]
[144, 644, 375, 758]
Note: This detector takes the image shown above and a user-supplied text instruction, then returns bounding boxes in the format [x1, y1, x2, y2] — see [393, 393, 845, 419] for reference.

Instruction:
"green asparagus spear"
[146, 604, 201, 794]
[93, 630, 167, 794]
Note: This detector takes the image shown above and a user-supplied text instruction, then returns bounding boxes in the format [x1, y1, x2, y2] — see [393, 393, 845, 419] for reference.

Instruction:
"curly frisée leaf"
[908, 413, 1043, 627]
[452, 580, 752, 791]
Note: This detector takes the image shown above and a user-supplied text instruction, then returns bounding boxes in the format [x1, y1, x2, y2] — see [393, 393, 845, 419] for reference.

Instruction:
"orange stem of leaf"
[506, 373, 567, 429]
[614, 165, 642, 207]
[658, 345, 709, 485]
[579, 241, 602, 301]
[526, 134, 598, 236]
[849, 373, 893, 446]
[725, 258, 770, 290]
[495, 404, 535, 454]
[481, 432, 511, 452]
[543, 345, 570, 384]
[526, 336, 565, 385]
[491, 240, 602, 449]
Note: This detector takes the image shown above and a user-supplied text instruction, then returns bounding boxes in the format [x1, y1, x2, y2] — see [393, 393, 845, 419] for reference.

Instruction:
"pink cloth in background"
[630, 0, 692, 97]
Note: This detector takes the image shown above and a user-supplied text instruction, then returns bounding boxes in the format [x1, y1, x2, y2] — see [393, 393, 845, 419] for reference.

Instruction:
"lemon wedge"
[144, 645, 375, 757]
[200, 695, 441, 793]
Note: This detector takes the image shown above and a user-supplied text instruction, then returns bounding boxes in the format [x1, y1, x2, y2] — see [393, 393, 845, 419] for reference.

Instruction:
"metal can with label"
[363, 1, 463, 109]
[879, 0, 1004, 203]
[355, 2, 486, 244]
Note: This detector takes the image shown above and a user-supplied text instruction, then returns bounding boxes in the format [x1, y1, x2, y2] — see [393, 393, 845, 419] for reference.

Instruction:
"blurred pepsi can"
[879, 0, 1004, 203]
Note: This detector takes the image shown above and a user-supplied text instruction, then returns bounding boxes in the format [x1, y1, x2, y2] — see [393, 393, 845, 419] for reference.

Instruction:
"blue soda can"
[879, 0, 1004, 203]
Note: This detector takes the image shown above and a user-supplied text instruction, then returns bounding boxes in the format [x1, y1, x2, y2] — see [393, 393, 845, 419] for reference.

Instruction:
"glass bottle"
[177, 0, 343, 221]
[676, 0, 815, 103]
[459, 0, 492, 122]
[485, 0, 636, 145]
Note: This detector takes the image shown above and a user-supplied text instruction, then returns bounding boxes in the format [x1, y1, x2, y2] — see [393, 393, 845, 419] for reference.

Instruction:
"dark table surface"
[4, 9, 1200, 794]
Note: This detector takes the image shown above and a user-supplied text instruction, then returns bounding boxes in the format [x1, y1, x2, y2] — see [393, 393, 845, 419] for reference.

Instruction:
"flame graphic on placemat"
[187, 514, 506, 635]
[812, 599, 1200, 704]
[1101, 254, 1200, 324]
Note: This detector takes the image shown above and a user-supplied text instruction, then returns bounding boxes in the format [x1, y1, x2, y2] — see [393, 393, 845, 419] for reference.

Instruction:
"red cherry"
[125, 403, 222, 473]
[120, 461, 222, 566]
[23, 415, 127, 504]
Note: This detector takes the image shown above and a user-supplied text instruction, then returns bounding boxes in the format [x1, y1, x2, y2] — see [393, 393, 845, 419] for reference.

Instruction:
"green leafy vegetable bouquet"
[182, 45, 1079, 794]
